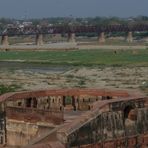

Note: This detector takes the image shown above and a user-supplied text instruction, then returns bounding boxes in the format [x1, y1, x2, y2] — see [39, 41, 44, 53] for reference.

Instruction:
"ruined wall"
[7, 96, 64, 111]
[0, 89, 145, 147]
[59, 98, 148, 148]
[5, 97, 64, 147]
[77, 95, 101, 111]
[49, 96, 63, 110]
[6, 120, 53, 147]
[6, 96, 64, 125]
[68, 111, 125, 147]
[67, 106, 148, 147]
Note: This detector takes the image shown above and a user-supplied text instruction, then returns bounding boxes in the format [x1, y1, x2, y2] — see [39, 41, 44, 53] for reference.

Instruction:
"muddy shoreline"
[0, 61, 71, 73]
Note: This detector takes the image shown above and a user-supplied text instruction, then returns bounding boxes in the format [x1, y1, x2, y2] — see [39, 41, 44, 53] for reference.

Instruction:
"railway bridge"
[1, 24, 148, 46]
[0, 88, 147, 147]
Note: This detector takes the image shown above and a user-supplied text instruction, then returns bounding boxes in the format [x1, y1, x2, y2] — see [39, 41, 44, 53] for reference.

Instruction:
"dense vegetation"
[0, 84, 19, 95]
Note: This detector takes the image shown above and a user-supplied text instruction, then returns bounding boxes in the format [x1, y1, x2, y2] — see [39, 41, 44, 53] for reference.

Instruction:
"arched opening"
[62, 96, 66, 107]
[88, 105, 91, 110]
[60, 106, 62, 111]
[65, 96, 72, 105]
[123, 105, 137, 136]
[106, 96, 112, 100]
[63, 96, 77, 111]
[18, 102, 22, 107]
[124, 105, 134, 119]
[25, 98, 32, 108]
[102, 96, 112, 100]
[124, 105, 137, 121]
[32, 98, 37, 108]
[72, 96, 76, 111]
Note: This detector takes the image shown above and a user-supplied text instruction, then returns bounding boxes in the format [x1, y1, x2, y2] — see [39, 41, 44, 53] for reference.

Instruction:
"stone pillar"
[1, 35, 9, 46]
[54, 33, 62, 42]
[98, 32, 106, 43]
[68, 33, 76, 42]
[127, 31, 133, 43]
[36, 34, 43, 46]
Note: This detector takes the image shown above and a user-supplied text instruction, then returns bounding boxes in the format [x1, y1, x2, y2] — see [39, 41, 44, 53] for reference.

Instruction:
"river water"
[0, 61, 70, 73]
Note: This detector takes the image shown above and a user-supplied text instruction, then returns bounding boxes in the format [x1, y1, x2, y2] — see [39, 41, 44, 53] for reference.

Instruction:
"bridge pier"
[53, 33, 62, 42]
[127, 31, 133, 43]
[1, 35, 9, 46]
[36, 34, 43, 46]
[68, 33, 76, 42]
[98, 32, 106, 43]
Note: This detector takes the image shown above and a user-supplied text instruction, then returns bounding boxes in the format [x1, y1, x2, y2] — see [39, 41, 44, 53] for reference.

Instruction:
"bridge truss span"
[1, 24, 148, 36]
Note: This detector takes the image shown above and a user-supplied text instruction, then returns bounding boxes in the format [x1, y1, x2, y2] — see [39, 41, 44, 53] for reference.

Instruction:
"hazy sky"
[0, 0, 148, 18]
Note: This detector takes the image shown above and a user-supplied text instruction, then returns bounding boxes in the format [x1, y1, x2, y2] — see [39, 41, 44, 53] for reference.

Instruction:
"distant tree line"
[0, 16, 148, 28]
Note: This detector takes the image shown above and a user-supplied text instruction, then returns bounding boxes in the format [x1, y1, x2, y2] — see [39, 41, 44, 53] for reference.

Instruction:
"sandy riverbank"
[0, 66, 147, 95]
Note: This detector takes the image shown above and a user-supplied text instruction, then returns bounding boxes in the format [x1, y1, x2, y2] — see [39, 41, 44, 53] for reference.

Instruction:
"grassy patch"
[0, 49, 148, 66]
[0, 84, 20, 95]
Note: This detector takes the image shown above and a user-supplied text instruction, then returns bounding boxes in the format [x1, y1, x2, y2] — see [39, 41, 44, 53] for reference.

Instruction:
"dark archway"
[123, 104, 137, 136]
[122, 102, 136, 120]
[124, 105, 134, 119]
[62, 96, 66, 107]
[32, 98, 37, 108]
[25, 98, 32, 108]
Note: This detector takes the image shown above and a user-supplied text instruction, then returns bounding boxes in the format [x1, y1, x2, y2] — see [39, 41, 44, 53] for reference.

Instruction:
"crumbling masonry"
[0, 88, 147, 148]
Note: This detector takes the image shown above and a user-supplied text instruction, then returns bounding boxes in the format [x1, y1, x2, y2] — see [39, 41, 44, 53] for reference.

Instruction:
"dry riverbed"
[0, 66, 148, 95]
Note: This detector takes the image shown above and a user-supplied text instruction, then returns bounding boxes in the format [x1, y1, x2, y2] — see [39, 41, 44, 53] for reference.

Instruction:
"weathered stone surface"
[0, 89, 147, 148]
